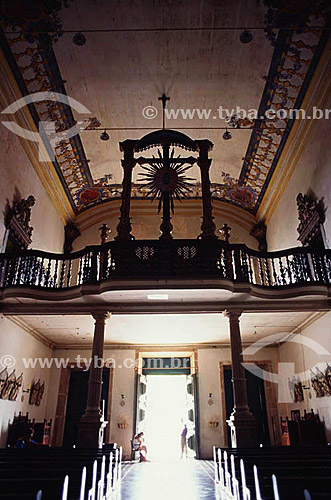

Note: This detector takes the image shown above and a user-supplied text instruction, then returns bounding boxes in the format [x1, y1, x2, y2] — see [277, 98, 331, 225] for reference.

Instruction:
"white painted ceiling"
[17, 311, 314, 347]
[54, 0, 274, 184]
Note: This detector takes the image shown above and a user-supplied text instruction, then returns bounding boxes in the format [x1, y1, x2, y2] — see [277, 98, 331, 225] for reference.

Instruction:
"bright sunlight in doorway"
[143, 375, 195, 461]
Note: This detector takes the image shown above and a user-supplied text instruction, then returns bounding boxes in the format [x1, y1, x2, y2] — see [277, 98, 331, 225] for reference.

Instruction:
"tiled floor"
[120, 459, 218, 499]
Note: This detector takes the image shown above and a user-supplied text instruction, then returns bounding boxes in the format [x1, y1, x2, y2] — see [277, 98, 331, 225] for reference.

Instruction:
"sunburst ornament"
[139, 147, 195, 213]
[138, 144, 195, 239]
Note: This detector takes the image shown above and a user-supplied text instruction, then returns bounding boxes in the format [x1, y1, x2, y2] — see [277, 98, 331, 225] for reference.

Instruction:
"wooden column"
[224, 310, 257, 448]
[78, 312, 109, 448]
[196, 139, 217, 239]
[115, 139, 137, 240]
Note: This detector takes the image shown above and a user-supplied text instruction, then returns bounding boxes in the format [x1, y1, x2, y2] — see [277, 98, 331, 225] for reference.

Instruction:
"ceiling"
[15, 311, 315, 347]
[1, 1, 329, 216]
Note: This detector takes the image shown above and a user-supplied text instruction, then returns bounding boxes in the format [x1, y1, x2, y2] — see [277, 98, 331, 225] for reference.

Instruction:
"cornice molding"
[257, 36, 331, 223]
[52, 341, 277, 351]
[0, 48, 75, 224]
[5, 315, 55, 349]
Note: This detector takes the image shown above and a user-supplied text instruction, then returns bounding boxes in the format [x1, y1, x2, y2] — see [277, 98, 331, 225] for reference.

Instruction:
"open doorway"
[223, 365, 270, 446]
[144, 375, 195, 460]
[134, 354, 199, 461]
[62, 368, 110, 447]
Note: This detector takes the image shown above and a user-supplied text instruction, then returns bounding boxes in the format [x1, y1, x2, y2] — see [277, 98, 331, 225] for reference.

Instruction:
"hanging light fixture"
[222, 128, 232, 141]
[100, 130, 110, 141]
[73, 32, 86, 46]
[240, 30, 253, 44]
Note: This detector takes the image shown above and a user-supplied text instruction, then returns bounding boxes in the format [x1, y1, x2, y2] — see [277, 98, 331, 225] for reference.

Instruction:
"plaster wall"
[0, 127, 64, 253]
[72, 206, 258, 251]
[0, 315, 53, 448]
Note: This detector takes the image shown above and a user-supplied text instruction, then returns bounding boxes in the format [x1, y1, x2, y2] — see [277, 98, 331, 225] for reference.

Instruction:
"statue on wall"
[5, 193, 36, 250]
[64, 223, 81, 253]
[250, 221, 268, 252]
[12, 195, 35, 235]
[296, 192, 325, 248]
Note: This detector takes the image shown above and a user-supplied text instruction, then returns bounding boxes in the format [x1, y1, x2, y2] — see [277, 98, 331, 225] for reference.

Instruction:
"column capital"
[195, 139, 213, 159]
[92, 312, 110, 323]
[197, 158, 212, 172]
[223, 310, 242, 321]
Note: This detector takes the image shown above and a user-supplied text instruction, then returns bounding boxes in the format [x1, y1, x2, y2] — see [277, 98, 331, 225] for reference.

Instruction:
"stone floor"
[120, 459, 218, 499]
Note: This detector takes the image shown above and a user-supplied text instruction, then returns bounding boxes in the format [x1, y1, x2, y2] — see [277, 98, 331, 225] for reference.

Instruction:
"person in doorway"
[180, 424, 188, 458]
[133, 432, 149, 462]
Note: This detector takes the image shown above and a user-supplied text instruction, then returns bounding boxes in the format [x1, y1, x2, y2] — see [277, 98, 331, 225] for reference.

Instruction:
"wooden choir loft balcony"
[0, 240, 330, 313]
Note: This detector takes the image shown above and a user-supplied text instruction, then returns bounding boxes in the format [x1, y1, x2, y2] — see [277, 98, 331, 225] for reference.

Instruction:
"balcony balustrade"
[0, 240, 330, 293]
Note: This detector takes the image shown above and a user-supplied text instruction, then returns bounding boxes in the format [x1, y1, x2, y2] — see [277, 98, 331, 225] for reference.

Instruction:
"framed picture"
[294, 382, 304, 402]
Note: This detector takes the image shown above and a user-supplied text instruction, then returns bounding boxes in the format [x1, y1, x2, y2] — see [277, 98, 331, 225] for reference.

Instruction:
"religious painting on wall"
[310, 366, 331, 398]
[29, 380, 40, 405]
[35, 381, 45, 406]
[1, 370, 17, 400]
[9, 373, 23, 401]
[29, 380, 45, 406]
[317, 368, 331, 397]
[326, 365, 331, 391]
[294, 382, 304, 403]
[0, 367, 8, 394]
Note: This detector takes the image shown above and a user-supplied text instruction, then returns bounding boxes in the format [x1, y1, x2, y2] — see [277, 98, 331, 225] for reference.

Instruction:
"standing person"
[133, 432, 149, 462]
[180, 424, 188, 459]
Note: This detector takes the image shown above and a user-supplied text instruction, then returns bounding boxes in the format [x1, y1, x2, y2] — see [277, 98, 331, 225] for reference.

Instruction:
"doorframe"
[52, 362, 114, 446]
[134, 349, 200, 457]
[136, 350, 197, 375]
[219, 360, 282, 447]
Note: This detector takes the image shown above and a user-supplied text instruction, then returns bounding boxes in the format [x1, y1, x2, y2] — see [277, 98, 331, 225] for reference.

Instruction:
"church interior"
[0, 0, 330, 499]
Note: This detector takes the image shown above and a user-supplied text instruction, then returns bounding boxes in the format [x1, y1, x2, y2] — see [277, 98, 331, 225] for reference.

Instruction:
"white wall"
[0, 127, 64, 253]
[267, 94, 331, 251]
[73, 207, 258, 251]
[278, 311, 331, 442]
[0, 315, 54, 447]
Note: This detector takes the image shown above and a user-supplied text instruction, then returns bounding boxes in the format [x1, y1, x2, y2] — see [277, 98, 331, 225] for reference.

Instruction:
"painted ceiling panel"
[0, 0, 329, 215]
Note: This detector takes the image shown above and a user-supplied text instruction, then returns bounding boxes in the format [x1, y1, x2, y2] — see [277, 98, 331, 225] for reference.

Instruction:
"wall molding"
[257, 37, 331, 224]
[5, 315, 55, 349]
[0, 48, 75, 225]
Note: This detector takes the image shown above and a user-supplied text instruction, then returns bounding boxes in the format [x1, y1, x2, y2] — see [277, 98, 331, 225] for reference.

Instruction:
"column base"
[78, 412, 108, 448]
[227, 410, 258, 448]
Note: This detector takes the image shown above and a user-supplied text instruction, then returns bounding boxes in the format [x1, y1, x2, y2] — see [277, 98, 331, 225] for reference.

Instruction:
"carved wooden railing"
[0, 240, 330, 291]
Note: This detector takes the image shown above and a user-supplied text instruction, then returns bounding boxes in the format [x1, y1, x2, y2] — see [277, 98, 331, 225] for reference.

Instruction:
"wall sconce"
[120, 394, 126, 407]
[222, 128, 232, 141]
